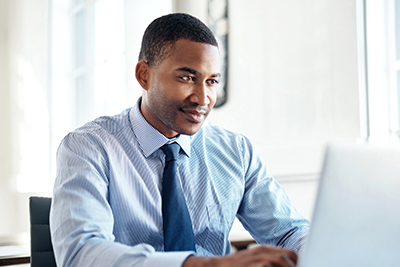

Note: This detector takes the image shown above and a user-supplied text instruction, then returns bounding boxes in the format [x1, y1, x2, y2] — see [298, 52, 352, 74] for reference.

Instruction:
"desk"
[0, 256, 30, 266]
[0, 235, 30, 266]
[230, 239, 257, 251]
[229, 232, 257, 251]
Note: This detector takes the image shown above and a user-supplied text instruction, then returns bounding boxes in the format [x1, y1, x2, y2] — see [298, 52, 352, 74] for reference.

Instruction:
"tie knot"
[161, 143, 180, 162]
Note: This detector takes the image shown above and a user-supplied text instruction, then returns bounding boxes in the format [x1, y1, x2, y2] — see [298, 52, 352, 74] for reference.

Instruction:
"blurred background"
[0, 0, 399, 242]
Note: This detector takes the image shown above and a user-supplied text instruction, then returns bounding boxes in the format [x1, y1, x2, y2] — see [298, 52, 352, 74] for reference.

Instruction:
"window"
[71, 0, 126, 127]
[364, 0, 400, 143]
[391, 0, 400, 140]
[48, 0, 129, 192]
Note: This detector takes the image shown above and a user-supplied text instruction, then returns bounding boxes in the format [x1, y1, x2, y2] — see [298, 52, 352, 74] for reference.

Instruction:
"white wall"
[209, 0, 361, 178]
[0, 0, 49, 236]
[0, 0, 15, 236]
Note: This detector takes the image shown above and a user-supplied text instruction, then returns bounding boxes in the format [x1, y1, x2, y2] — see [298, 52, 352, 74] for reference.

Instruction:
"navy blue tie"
[161, 143, 196, 252]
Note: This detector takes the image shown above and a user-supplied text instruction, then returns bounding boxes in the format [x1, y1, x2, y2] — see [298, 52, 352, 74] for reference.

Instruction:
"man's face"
[139, 39, 221, 138]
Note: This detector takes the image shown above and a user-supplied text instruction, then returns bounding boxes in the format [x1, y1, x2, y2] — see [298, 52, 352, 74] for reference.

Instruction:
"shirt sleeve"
[50, 132, 194, 267]
[236, 136, 309, 252]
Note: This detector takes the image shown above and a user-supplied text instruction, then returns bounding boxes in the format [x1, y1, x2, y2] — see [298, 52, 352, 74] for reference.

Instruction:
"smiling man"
[50, 13, 309, 267]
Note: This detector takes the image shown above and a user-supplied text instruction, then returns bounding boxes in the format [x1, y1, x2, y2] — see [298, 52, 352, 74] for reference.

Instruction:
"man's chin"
[175, 122, 204, 136]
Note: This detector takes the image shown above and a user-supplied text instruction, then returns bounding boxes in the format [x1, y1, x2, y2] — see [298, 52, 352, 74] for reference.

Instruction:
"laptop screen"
[298, 142, 400, 267]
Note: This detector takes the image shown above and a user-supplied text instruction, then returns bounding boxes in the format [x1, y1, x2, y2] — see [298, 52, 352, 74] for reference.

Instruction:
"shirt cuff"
[142, 251, 195, 267]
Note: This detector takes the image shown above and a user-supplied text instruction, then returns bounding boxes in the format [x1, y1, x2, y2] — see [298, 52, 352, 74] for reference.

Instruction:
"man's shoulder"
[201, 121, 246, 139]
[196, 121, 250, 148]
[62, 108, 133, 147]
[192, 121, 255, 168]
[74, 108, 131, 135]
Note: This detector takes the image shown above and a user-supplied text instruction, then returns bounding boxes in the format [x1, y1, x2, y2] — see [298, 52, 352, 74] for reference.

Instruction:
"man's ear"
[135, 61, 151, 90]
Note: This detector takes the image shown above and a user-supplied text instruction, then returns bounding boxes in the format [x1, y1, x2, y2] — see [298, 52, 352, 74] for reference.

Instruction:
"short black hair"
[138, 13, 218, 66]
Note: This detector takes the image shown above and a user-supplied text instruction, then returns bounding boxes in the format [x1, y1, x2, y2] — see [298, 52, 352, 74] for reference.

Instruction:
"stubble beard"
[147, 91, 209, 136]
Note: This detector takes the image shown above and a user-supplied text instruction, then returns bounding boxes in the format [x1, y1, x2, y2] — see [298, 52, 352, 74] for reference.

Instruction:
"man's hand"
[182, 245, 298, 267]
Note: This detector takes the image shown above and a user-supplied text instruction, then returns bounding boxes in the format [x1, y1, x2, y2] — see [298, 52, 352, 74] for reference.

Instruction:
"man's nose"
[190, 83, 210, 106]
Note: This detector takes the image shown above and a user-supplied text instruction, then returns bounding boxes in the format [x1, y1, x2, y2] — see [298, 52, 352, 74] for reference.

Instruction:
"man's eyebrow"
[176, 67, 198, 75]
[176, 67, 221, 78]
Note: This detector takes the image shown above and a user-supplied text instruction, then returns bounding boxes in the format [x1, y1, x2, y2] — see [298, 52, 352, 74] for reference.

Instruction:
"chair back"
[29, 196, 57, 267]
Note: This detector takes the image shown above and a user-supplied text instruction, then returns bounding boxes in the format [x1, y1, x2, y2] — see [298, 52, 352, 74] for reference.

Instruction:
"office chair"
[29, 196, 57, 267]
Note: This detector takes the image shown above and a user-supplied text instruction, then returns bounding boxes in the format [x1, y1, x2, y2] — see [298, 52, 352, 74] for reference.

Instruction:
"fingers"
[183, 245, 298, 267]
[235, 245, 298, 267]
[256, 245, 298, 265]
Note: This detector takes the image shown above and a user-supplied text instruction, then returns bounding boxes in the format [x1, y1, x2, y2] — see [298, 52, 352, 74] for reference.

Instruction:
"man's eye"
[181, 76, 195, 82]
[207, 79, 219, 85]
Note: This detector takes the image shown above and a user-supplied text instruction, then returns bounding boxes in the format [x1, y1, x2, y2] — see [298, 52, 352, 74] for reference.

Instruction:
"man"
[50, 13, 309, 267]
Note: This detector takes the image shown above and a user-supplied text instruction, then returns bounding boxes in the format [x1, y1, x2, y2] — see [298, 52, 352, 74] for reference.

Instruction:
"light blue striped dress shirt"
[50, 98, 309, 267]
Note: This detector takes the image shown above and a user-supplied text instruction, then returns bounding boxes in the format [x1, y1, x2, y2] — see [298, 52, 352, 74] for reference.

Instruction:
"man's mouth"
[181, 107, 207, 123]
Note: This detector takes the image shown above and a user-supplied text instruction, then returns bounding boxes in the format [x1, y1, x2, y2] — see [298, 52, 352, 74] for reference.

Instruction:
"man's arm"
[236, 136, 309, 252]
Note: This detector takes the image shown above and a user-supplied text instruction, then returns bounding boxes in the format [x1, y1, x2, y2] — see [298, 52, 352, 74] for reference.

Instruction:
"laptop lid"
[298, 142, 400, 267]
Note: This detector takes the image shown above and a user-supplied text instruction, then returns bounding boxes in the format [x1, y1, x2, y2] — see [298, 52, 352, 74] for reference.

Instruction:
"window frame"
[361, 0, 400, 143]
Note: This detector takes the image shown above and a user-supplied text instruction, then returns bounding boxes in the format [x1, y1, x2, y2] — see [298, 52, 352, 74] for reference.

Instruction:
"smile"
[181, 109, 206, 123]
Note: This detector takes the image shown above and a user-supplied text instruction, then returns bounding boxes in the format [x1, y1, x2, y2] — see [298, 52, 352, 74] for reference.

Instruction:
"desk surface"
[230, 239, 257, 251]
[0, 255, 30, 266]
[0, 235, 30, 266]
[229, 231, 256, 251]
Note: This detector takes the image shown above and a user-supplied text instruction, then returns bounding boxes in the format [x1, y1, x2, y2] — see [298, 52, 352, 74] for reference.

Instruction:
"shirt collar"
[129, 98, 191, 158]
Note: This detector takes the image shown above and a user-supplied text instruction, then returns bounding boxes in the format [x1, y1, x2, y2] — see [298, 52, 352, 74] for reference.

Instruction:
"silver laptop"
[298, 142, 400, 267]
